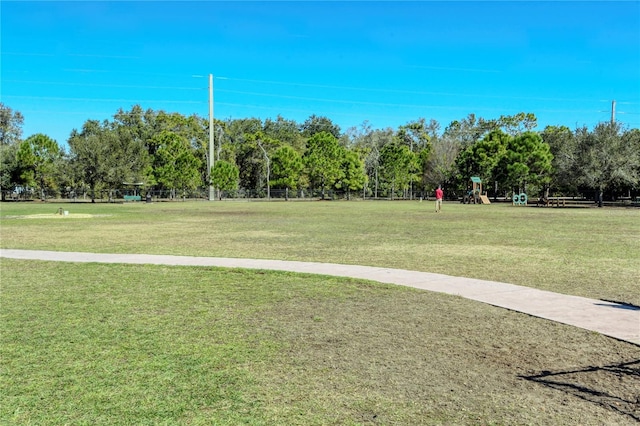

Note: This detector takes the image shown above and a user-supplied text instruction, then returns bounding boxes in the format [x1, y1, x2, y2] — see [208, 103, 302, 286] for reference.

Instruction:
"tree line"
[1, 103, 638, 202]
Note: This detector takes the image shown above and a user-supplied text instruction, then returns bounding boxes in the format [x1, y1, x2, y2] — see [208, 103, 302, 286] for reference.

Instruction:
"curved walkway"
[2, 249, 639, 346]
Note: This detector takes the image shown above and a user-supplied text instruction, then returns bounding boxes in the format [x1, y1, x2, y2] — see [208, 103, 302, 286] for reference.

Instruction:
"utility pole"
[611, 100, 616, 124]
[209, 74, 215, 201]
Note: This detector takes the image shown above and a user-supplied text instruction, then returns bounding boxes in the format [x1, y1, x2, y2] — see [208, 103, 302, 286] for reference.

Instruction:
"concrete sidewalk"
[2, 248, 638, 346]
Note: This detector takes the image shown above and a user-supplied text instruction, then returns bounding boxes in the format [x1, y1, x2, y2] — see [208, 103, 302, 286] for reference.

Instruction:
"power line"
[5, 72, 636, 104]
[3, 95, 205, 104]
[3, 91, 615, 115]
[15, 103, 640, 134]
[3, 79, 206, 91]
[220, 77, 628, 103]
[5, 72, 638, 133]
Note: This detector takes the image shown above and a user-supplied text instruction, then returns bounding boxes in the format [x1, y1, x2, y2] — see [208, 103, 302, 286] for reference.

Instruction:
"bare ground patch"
[4, 213, 110, 219]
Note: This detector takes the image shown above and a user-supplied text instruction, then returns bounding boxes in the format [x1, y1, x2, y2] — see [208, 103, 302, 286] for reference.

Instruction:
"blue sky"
[2, 1, 639, 146]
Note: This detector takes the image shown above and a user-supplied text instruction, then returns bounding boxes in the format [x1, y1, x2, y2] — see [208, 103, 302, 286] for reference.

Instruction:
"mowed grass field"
[1, 200, 639, 424]
[1, 200, 638, 304]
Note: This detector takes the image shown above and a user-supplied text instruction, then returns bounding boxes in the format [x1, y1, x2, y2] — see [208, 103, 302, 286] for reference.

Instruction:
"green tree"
[395, 119, 431, 152]
[379, 142, 417, 200]
[621, 128, 640, 196]
[0, 104, 25, 199]
[242, 131, 280, 198]
[347, 122, 393, 199]
[112, 105, 156, 147]
[416, 147, 432, 196]
[425, 134, 461, 193]
[395, 119, 432, 198]
[541, 125, 578, 195]
[0, 103, 24, 146]
[0, 143, 20, 199]
[443, 113, 498, 148]
[337, 149, 367, 200]
[271, 145, 304, 199]
[495, 131, 553, 194]
[455, 130, 510, 196]
[223, 118, 265, 193]
[68, 120, 114, 202]
[55, 151, 81, 200]
[575, 122, 639, 204]
[115, 107, 209, 186]
[211, 159, 239, 199]
[152, 131, 202, 196]
[363, 128, 394, 198]
[497, 112, 538, 136]
[303, 131, 344, 199]
[111, 124, 153, 188]
[68, 119, 149, 202]
[301, 114, 341, 139]
[263, 115, 304, 152]
[16, 134, 61, 200]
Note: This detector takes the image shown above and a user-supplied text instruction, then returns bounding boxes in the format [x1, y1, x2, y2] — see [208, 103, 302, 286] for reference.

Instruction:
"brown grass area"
[246, 281, 640, 424]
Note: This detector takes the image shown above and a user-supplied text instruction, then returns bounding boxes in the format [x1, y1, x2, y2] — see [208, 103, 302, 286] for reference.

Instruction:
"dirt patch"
[5, 213, 108, 219]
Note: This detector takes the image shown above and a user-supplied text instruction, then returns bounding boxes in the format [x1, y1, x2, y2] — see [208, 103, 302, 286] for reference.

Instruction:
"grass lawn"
[1, 200, 638, 305]
[2, 259, 639, 425]
[1, 200, 639, 424]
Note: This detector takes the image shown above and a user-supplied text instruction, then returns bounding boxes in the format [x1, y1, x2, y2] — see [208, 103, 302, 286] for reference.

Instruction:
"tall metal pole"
[209, 74, 215, 201]
[611, 100, 616, 124]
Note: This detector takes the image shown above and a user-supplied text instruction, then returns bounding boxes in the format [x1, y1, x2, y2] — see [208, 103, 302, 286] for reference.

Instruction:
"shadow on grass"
[521, 359, 640, 422]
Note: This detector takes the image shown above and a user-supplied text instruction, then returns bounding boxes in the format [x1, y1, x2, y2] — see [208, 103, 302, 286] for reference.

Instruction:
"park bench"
[123, 195, 142, 202]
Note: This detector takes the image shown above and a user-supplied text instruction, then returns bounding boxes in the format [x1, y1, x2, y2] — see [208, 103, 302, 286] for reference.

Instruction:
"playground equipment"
[463, 176, 491, 204]
[512, 193, 528, 206]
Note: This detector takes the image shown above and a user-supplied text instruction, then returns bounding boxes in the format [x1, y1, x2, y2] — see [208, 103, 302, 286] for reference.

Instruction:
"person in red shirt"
[435, 185, 444, 213]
